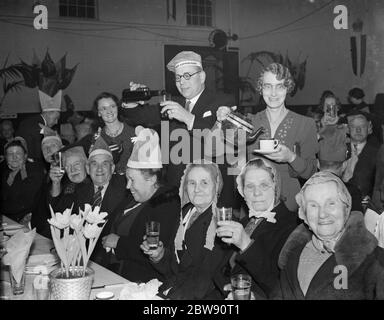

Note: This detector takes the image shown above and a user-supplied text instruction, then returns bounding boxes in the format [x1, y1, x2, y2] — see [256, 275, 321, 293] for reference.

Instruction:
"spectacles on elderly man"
[175, 71, 201, 82]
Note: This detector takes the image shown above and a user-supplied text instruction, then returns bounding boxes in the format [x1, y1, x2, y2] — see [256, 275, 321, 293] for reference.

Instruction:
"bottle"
[122, 88, 166, 103]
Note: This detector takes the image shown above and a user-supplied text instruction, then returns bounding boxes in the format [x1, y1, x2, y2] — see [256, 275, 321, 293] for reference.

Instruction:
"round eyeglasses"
[262, 83, 287, 94]
[175, 71, 201, 82]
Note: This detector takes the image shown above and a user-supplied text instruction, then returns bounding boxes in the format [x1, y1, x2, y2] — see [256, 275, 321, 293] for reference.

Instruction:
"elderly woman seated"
[140, 161, 232, 300]
[0, 137, 44, 224]
[215, 157, 298, 299]
[272, 171, 384, 299]
[101, 127, 180, 283]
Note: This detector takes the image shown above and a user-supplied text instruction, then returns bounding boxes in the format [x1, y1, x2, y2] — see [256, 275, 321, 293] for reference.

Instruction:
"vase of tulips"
[48, 204, 108, 300]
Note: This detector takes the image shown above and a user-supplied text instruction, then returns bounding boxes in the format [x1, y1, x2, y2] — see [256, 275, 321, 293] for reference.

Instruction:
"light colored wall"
[0, 0, 234, 113]
[237, 0, 384, 106]
[0, 0, 383, 114]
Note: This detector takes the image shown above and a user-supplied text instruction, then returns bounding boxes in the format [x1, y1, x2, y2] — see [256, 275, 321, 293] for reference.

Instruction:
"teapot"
[218, 111, 265, 145]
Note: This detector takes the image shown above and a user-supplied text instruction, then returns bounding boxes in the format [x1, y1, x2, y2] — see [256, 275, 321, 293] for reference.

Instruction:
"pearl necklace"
[105, 122, 123, 137]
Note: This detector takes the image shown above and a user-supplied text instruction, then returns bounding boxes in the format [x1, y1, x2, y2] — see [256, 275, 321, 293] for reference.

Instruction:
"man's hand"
[121, 81, 147, 108]
[262, 144, 296, 163]
[216, 106, 237, 122]
[49, 165, 64, 184]
[160, 101, 195, 128]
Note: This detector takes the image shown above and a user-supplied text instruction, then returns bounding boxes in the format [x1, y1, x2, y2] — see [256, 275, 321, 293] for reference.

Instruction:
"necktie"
[92, 186, 103, 208]
[185, 100, 191, 112]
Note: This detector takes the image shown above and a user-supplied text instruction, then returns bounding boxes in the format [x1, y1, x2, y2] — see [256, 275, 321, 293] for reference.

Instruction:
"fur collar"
[148, 186, 179, 207]
[279, 211, 378, 275]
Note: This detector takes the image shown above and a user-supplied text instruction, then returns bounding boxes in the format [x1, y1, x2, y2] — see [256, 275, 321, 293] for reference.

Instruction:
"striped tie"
[185, 100, 191, 112]
[92, 186, 103, 208]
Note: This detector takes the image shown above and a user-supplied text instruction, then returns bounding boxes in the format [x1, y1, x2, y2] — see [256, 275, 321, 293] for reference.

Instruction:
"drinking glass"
[231, 274, 252, 300]
[216, 207, 232, 222]
[146, 221, 160, 250]
[33, 275, 50, 300]
[9, 267, 26, 295]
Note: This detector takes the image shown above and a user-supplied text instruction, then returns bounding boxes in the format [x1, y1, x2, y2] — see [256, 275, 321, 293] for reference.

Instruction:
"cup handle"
[274, 140, 279, 149]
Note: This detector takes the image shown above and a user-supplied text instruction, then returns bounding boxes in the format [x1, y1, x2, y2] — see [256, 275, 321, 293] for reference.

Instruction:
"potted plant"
[47, 204, 107, 300]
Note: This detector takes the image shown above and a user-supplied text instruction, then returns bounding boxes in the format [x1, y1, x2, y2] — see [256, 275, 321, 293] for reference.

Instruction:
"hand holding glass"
[146, 221, 160, 250]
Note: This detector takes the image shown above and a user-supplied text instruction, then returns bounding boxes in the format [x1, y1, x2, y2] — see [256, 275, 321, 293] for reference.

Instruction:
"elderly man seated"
[48, 145, 89, 212]
[270, 171, 384, 299]
[75, 135, 128, 265]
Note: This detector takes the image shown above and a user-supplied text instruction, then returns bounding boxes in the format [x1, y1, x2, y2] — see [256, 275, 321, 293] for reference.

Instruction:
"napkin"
[3, 229, 36, 283]
[119, 279, 162, 300]
[374, 213, 384, 248]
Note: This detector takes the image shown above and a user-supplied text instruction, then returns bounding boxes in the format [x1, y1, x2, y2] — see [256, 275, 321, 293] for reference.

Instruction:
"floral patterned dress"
[247, 110, 319, 211]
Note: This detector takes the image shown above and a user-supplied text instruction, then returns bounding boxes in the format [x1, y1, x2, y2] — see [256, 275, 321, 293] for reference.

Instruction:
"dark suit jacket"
[350, 137, 380, 197]
[16, 115, 45, 162]
[113, 186, 180, 283]
[75, 174, 129, 235]
[75, 174, 129, 265]
[121, 89, 235, 188]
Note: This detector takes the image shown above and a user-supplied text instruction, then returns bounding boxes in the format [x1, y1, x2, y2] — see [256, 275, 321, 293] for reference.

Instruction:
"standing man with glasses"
[122, 51, 235, 199]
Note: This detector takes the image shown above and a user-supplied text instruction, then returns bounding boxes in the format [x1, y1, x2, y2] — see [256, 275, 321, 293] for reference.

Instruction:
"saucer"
[253, 149, 278, 154]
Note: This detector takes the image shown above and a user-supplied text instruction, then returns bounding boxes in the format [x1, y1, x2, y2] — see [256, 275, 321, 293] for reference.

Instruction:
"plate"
[253, 149, 278, 155]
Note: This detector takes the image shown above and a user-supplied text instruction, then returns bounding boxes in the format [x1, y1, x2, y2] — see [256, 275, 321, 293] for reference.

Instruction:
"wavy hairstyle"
[255, 63, 295, 94]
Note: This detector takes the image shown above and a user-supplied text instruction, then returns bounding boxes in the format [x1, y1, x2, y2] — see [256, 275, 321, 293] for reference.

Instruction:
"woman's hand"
[102, 233, 120, 249]
[216, 220, 252, 251]
[263, 144, 296, 163]
[140, 236, 164, 263]
[49, 165, 64, 184]
[216, 106, 237, 122]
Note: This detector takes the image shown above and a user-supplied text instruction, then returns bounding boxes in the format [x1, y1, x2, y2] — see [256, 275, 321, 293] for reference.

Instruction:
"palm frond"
[3, 80, 24, 94]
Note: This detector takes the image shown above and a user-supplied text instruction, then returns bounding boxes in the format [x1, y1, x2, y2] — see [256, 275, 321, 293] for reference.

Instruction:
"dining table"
[0, 215, 158, 300]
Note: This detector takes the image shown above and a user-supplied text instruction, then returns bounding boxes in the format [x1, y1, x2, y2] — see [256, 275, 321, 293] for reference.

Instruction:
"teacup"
[259, 139, 279, 151]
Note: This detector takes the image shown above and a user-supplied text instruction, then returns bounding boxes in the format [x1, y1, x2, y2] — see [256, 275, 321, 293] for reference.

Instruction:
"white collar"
[186, 89, 204, 112]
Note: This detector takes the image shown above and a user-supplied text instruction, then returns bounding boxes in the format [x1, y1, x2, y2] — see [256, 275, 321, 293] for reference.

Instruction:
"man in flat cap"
[16, 90, 62, 163]
[122, 51, 235, 203]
